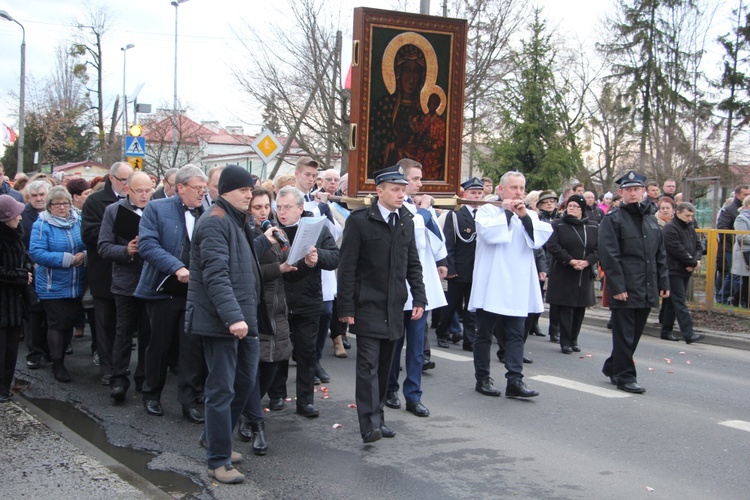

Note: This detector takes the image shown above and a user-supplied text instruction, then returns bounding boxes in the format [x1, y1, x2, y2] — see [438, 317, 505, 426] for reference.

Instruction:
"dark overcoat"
[598, 203, 669, 309]
[81, 176, 118, 298]
[545, 216, 599, 308]
[0, 222, 33, 327]
[337, 198, 426, 340]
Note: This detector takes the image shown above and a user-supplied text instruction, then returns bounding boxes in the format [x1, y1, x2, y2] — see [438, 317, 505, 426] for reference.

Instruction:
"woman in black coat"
[546, 195, 599, 354]
[0, 195, 33, 402]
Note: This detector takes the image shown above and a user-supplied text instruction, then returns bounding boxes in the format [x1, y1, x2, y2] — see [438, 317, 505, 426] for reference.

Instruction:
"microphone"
[261, 220, 290, 247]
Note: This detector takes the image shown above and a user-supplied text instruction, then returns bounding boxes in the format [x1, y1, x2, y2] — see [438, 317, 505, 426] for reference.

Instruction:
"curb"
[542, 309, 750, 351]
[16, 395, 173, 500]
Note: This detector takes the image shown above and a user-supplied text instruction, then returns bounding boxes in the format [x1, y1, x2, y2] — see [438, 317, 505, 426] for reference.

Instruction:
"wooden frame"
[348, 8, 468, 196]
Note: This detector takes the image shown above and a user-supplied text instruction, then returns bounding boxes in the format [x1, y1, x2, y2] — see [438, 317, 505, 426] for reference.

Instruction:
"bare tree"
[450, 0, 528, 176]
[141, 107, 207, 179]
[232, 0, 345, 178]
[70, 1, 116, 149]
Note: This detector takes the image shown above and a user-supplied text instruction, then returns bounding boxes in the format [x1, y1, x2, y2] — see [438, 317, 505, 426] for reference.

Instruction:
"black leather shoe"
[316, 362, 331, 383]
[617, 382, 646, 394]
[661, 333, 680, 341]
[496, 351, 505, 364]
[250, 421, 268, 455]
[0, 392, 12, 403]
[144, 400, 164, 416]
[385, 391, 401, 409]
[549, 334, 560, 343]
[532, 325, 545, 336]
[422, 360, 436, 371]
[342, 338, 351, 349]
[110, 385, 126, 403]
[436, 338, 450, 348]
[561, 346, 573, 354]
[475, 378, 502, 397]
[268, 398, 284, 411]
[463, 342, 473, 352]
[183, 407, 205, 424]
[606, 320, 613, 330]
[684, 333, 705, 345]
[296, 403, 319, 418]
[362, 428, 382, 443]
[314, 376, 321, 385]
[26, 359, 41, 369]
[523, 355, 533, 364]
[602, 369, 618, 385]
[505, 380, 539, 398]
[380, 424, 396, 438]
[450, 333, 464, 344]
[405, 400, 430, 417]
[65, 344, 73, 355]
[571, 345, 581, 352]
[238, 416, 253, 442]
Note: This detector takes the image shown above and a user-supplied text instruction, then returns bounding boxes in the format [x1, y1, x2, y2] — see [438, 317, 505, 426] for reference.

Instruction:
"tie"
[305, 193, 313, 202]
[472, 209, 476, 219]
[185, 205, 201, 218]
[388, 212, 398, 229]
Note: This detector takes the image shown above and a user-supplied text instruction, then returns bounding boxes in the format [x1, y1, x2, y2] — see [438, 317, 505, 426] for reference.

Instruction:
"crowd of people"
[0, 158, 711, 483]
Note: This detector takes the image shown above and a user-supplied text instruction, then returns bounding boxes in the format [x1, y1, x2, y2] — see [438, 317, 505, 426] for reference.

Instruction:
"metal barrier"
[691, 228, 750, 313]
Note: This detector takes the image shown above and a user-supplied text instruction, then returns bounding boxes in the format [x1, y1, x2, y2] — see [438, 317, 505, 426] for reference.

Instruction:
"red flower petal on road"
[348, 403, 357, 408]
[332, 423, 342, 429]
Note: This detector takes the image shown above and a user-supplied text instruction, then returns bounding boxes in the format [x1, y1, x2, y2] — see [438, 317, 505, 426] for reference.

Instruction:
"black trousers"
[557, 306, 586, 348]
[355, 335, 397, 437]
[603, 308, 650, 384]
[288, 312, 320, 406]
[0, 326, 22, 395]
[24, 307, 48, 363]
[475, 310, 525, 383]
[243, 361, 280, 423]
[93, 296, 117, 377]
[661, 276, 695, 338]
[142, 298, 205, 409]
[435, 280, 475, 343]
[111, 294, 151, 391]
[267, 359, 289, 400]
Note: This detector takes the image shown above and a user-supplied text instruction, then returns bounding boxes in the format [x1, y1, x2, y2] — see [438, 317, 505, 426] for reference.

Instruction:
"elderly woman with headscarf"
[28, 186, 86, 382]
[545, 194, 599, 354]
[0, 195, 33, 402]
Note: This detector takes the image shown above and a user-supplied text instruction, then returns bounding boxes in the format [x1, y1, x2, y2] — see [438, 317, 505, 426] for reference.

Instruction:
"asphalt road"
[14, 318, 750, 499]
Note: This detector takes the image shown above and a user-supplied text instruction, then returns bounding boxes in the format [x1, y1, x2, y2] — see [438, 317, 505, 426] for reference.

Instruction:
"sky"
[0, 0, 738, 147]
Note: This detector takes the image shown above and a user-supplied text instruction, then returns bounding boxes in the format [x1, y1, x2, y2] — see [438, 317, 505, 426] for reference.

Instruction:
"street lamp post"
[121, 43, 135, 160]
[171, 0, 188, 166]
[0, 10, 26, 173]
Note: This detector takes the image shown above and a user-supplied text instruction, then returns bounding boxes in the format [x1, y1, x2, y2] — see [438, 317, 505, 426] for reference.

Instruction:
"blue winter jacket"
[29, 211, 86, 300]
[134, 195, 191, 300]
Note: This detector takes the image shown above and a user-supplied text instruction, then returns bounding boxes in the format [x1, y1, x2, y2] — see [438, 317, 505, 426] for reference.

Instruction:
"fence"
[690, 228, 750, 313]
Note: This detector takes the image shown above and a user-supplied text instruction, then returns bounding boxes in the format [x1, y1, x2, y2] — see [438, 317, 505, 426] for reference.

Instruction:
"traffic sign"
[250, 129, 283, 164]
[125, 136, 146, 157]
[127, 156, 143, 171]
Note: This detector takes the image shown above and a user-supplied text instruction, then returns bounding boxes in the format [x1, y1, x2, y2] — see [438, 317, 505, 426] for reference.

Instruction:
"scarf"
[38, 208, 79, 229]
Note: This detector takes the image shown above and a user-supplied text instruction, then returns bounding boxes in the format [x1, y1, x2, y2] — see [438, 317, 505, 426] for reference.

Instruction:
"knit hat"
[218, 165, 255, 195]
[566, 194, 586, 210]
[0, 194, 24, 222]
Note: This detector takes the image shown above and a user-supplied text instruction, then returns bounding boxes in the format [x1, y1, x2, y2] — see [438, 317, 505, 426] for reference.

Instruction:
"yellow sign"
[127, 156, 142, 171]
[250, 129, 283, 163]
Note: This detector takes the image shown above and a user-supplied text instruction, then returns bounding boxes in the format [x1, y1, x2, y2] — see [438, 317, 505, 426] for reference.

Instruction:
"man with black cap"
[435, 177, 484, 350]
[186, 165, 277, 484]
[337, 165, 426, 443]
[599, 170, 669, 394]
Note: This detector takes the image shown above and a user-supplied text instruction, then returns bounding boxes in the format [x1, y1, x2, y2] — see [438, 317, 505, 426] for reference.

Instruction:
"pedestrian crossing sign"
[125, 136, 146, 157]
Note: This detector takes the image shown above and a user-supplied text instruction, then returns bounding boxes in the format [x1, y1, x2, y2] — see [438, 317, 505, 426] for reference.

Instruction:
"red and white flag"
[1, 122, 17, 144]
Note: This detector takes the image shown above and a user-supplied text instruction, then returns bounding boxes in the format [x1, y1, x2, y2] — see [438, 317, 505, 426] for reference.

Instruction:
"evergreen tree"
[482, 10, 581, 191]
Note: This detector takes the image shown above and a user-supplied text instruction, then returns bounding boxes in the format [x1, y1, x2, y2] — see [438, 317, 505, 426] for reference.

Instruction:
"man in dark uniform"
[599, 171, 669, 394]
[435, 177, 483, 351]
[337, 165, 426, 443]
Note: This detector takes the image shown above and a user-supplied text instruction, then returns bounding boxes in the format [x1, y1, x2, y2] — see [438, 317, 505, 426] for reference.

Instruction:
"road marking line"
[529, 375, 631, 398]
[428, 350, 473, 362]
[719, 420, 750, 433]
